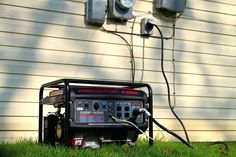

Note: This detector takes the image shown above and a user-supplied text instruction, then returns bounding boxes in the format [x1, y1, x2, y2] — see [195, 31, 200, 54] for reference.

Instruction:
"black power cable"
[150, 116, 192, 148]
[153, 24, 191, 144]
[209, 141, 229, 153]
[135, 108, 191, 148]
[150, 23, 230, 152]
[130, 17, 136, 82]
[101, 26, 135, 82]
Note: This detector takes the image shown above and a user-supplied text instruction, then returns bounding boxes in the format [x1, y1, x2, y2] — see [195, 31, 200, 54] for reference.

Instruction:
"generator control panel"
[73, 99, 144, 124]
[43, 86, 148, 128]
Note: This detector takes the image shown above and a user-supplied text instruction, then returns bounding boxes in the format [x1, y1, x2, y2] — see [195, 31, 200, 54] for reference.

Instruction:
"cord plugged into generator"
[139, 20, 231, 151]
[133, 108, 192, 148]
[110, 108, 192, 148]
[109, 115, 154, 141]
[141, 20, 191, 147]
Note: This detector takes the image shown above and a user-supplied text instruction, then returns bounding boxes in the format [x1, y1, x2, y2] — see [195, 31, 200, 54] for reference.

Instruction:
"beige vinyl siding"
[0, 0, 235, 141]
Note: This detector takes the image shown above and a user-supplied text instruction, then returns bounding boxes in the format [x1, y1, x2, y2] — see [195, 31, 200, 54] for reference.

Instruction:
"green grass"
[0, 140, 235, 157]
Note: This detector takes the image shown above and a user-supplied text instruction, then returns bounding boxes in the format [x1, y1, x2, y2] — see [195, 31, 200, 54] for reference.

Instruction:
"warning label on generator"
[79, 111, 105, 123]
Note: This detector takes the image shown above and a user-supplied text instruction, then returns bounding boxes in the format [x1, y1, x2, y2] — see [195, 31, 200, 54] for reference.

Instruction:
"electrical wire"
[153, 24, 191, 144]
[110, 116, 154, 141]
[101, 24, 175, 40]
[150, 116, 192, 148]
[163, 21, 176, 40]
[101, 26, 135, 82]
[130, 17, 136, 82]
[209, 141, 229, 153]
[171, 20, 177, 109]
[138, 108, 192, 148]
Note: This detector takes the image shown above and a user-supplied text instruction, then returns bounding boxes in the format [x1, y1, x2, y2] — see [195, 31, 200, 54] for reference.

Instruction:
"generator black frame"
[38, 79, 153, 147]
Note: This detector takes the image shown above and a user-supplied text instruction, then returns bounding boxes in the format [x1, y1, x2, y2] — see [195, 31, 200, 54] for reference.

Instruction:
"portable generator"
[38, 79, 153, 148]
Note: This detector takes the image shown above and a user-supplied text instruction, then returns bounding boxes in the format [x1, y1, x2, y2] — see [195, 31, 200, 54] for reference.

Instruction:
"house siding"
[0, 0, 235, 141]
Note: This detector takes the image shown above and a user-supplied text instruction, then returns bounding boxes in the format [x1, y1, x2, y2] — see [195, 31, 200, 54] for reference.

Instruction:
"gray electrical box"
[86, 0, 106, 25]
[107, 0, 134, 21]
[155, 0, 186, 13]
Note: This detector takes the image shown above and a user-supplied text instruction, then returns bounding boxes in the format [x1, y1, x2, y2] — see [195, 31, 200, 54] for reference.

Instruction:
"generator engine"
[39, 79, 153, 148]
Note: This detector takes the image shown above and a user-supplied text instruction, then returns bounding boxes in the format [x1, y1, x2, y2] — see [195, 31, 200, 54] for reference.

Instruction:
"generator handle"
[38, 79, 153, 146]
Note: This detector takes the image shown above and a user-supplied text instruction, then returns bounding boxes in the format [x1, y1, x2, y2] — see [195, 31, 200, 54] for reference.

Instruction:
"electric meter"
[108, 0, 135, 21]
[116, 0, 135, 9]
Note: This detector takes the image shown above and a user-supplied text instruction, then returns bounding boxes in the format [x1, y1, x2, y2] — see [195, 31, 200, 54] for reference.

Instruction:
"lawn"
[0, 140, 235, 157]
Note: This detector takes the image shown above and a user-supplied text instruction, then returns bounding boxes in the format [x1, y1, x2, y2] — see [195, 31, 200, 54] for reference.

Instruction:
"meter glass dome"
[116, 0, 135, 9]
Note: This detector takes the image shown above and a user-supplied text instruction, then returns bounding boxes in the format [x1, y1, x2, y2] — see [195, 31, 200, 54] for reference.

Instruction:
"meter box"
[86, 0, 106, 25]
